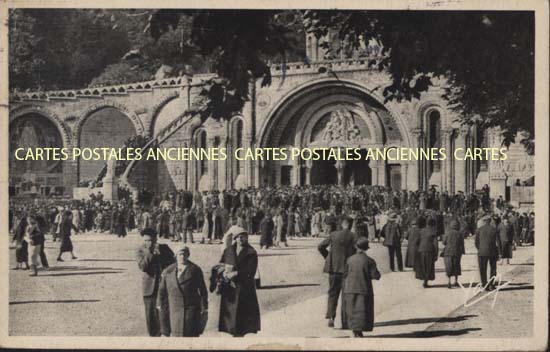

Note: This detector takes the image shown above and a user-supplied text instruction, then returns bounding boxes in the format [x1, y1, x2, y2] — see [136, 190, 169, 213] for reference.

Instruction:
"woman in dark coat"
[57, 211, 79, 262]
[442, 219, 465, 288]
[342, 237, 381, 338]
[113, 208, 127, 238]
[414, 217, 438, 288]
[497, 216, 514, 265]
[404, 218, 421, 268]
[259, 211, 274, 249]
[219, 231, 261, 337]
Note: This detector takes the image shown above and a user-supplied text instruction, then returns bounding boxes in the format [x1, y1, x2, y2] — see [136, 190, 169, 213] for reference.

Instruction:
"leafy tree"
[147, 10, 534, 147]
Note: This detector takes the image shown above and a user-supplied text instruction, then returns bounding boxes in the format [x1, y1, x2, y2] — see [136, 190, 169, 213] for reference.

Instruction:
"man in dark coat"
[219, 231, 261, 337]
[318, 217, 356, 328]
[181, 208, 195, 244]
[475, 216, 499, 291]
[157, 245, 208, 337]
[136, 228, 175, 336]
[381, 212, 403, 271]
[342, 237, 381, 338]
[259, 210, 274, 249]
[442, 219, 465, 288]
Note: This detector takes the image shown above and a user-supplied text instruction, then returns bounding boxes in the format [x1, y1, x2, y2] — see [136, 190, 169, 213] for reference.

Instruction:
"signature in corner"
[458, 274, 511, 309]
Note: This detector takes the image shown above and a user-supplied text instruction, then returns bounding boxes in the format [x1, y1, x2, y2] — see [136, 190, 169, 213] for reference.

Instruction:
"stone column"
[181, 75, 191, 111]
[207, 137, 217, 190]
[336, 159, 345, 186]
[454, 127, 469, 193]
[217, 136, 227, 191]
[402, 163, 409, 191]
[292, 157, 301, 186]
[410, 128, 423, 190]
[441, 129, 453, 193]
[305, 159, 313, 185]
[370, 162, 379, 186]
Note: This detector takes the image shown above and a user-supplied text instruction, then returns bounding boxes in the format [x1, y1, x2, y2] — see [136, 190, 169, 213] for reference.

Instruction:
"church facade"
[9, 38, 534, 203]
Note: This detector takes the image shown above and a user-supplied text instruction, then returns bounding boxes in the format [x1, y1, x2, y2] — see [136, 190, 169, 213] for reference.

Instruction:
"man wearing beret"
[318, 217, 357, 328]
[157, 245, 208, 337]
[136, 228, 175, 336]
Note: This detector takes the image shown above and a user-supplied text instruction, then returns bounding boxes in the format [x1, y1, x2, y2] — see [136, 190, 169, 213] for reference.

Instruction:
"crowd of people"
[9, 183, 535, 337]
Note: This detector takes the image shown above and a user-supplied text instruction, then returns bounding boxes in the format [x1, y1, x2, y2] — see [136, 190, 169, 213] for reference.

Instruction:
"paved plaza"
[9, 231, 534, 337]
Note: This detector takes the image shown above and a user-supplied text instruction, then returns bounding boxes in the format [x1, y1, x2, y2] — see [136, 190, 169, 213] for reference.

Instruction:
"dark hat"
[234, 231, 249, 239]
[141, 227, 157, 237]
[355, 237, 370, 251]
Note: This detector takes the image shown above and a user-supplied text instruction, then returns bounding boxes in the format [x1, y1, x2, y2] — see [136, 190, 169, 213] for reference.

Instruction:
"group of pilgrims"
[9, 182, 535, 338]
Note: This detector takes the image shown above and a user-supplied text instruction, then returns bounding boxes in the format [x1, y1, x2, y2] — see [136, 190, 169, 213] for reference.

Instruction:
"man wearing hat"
[381, 211, 404, 272]
[157, 245, 208, 337]
[318, 217, 357, 328]
[136, 228, 175, 336]
[475, 216, 499, 291]
[342, 238, 381, 338]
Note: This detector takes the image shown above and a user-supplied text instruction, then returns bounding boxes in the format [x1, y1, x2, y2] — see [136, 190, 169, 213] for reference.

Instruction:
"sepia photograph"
[0, 1, 548, 350]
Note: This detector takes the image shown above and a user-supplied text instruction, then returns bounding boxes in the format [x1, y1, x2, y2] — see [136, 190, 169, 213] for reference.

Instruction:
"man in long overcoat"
[136, 228, 175, 336]
[318, 217, 357, 328]
[475, 216, 499, 291]
[157, 245, 208, 337]
[219, 231, 261, 337]
[381, 212, 403, 271]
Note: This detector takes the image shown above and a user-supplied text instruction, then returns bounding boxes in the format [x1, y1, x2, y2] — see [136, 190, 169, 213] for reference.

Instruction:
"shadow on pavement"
[45, 266, 125, 271]
[498, 285, 534, 292]
[77, 259, 135, 262]
[259, 283, 320, 290]
[374, 327, 482, 338]
[375, 315, 477, 327]
[258, 253, 292, 257]
[10, 299, 100, 305]
[37, 271, 124, 277]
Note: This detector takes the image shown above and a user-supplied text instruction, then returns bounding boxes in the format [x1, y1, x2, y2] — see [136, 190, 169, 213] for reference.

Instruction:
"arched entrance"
[9, 113, 65, 196]
[258, 80, 408, 187]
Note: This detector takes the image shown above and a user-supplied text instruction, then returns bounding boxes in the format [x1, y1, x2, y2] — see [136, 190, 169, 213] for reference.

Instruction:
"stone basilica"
[9, 33, 534, 205]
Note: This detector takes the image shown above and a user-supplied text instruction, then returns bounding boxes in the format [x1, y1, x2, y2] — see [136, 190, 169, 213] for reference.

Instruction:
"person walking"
[318, 217, 356, 328]
[404, 218, 421, 269]
[475, 216, 499, 291]
[157, 245, 208, 337]
[442, 219, 465, 288]
[56, 211, 79, 262]
[136, 228, 175, 337]
[259, 210, 274, 249]
[497, 216, 514, 265]
[341, 237, 381, 338]
[381, 212, 403, 272]
[414, 217, 438, 288]
[219, 231, 261, 337]
[26, 215, 45, 276]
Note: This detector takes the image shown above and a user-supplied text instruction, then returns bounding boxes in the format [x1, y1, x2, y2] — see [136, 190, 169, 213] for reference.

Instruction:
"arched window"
[427, 110, 441, 174]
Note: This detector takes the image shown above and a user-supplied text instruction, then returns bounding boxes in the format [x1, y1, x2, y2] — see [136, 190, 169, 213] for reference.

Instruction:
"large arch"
[74, 101, 145, 143]
[10, 105, 71, 148]
[259, 78, 412, 149]
[149, 92, 181, 137]
[77, 106, 138, 183]
[9, 106, 70, 196]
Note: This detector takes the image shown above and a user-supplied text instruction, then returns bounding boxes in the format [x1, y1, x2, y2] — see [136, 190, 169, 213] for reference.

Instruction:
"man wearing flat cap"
[342, 238, 381, 338]
[318, 217, 357, 328]
[136, 228, 175, 336]
[157, 245, 208, 337]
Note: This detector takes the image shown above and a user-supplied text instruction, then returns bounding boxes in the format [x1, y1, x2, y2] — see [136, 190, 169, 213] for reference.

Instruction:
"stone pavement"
[243, 240, 534, 338]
